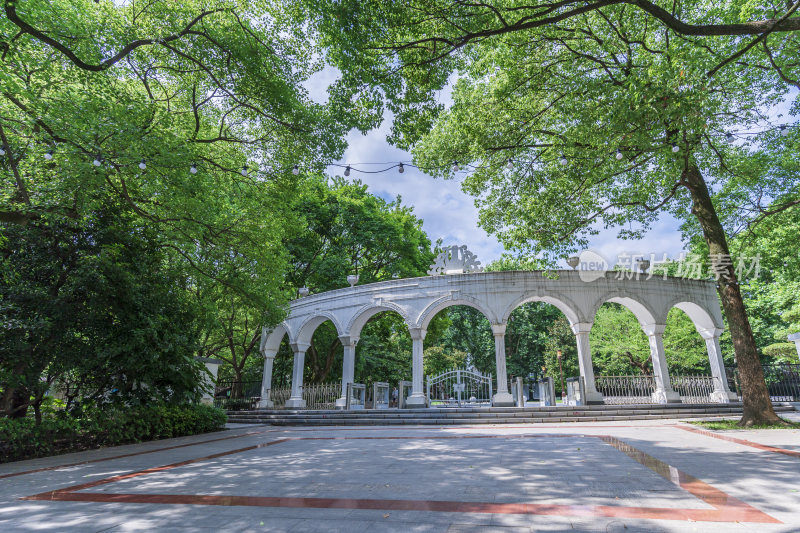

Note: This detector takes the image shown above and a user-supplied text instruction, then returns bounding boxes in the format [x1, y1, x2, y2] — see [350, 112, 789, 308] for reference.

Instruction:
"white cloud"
[305, 66, 691, 269]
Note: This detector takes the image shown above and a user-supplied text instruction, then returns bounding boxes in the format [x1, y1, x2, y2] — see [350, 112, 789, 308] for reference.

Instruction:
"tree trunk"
[683, 164, 783, 426]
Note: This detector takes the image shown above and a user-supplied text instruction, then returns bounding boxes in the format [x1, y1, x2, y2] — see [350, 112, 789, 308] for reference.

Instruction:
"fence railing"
[594, 375, 657, 404]
[213, 380, 261, 411]
[726, 363, 800, 402]
[669, 374, 718, 404]
[270, 382, 341, 410]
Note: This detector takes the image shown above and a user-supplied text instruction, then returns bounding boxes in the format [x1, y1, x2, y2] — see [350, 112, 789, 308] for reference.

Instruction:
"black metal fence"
[213, 380, 261, 411]
[726, 363, 800, 402]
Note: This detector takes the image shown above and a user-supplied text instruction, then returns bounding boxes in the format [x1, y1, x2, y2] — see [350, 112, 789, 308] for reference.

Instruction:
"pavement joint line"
[19, 432, 780, 524]
[0, 426, 279, 480]
[676, 424, 800, 458]
[0, 423, 677, 480]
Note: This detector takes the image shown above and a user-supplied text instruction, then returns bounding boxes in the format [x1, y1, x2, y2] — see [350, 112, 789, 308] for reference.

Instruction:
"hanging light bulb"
[725, 132, 734, 144]
[615, 149, 623, 160]
[671, 143, 680, 153]
[241, 165, 248, 176]
[93, 156, 102, 166]
[292, 164, 299, 175]
[559, 155, 568, 166]
[506, 158, 513, 169]
[780, 125, 789, 137]
[344, 165, 351, 177]
[398, 162, 404, 174]
[0, 145, 6, 156]
[139, 159, 147, 170]
[452, 161, 459, 172]
[44, 150, 54, 160]
[190, 163, 198, 174]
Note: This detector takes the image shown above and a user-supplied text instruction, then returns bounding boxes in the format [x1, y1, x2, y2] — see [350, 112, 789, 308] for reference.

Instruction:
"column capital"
[570, 322, 593, 335]
[261, 349, 277, 360]
[338, 335, 359, 347]
[491, 323, 507, 336]
[408, 327, 427, 340]
[697, 327, 724, 340]
[290, 342, 311, 354]
[642, 323, 666, 336]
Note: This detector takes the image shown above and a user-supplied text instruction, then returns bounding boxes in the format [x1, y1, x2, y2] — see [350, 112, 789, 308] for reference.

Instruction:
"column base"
[335, 397, 347, 409]
[285, 398, 306, 409]
[710, 390, 738, 403]
[651, 389, 681, 404]
[582, 390, 605, 405]
[257, 399, 274, 409]
[405, 394, 428, 408]
[492, 392, 515, 407]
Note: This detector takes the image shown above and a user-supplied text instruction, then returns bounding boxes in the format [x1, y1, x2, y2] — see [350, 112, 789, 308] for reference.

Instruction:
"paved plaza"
[1, 417, 799, 532]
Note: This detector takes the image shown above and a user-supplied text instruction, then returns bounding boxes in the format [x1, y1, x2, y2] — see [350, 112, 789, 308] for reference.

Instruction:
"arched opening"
[419, 303, 495, 406]
[501, 296, 582, 388]
[351, 310, 413, 389]
[662, 307, 713, 374]
[423, 304, 494, 376]
[591, 302, 651, 375]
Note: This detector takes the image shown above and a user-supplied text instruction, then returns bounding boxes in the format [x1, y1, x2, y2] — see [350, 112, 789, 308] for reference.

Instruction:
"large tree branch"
[388, 0, 800, 58]
[3, 3, 225, 72]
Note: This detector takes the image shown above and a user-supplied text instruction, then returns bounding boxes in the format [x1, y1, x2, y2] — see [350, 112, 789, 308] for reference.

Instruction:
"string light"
[8, 120, 796, 180]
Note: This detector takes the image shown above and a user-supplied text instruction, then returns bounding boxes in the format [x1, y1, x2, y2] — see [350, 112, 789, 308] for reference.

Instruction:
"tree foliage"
[306, 0, 800, 424]
[1, 200, 202, 419]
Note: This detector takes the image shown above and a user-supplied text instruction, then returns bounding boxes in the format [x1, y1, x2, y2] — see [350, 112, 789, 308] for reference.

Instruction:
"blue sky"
[306, 68, 795, 269]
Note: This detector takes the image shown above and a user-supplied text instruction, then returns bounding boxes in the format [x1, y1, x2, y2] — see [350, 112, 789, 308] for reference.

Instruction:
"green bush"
[0, 404, 227, 463]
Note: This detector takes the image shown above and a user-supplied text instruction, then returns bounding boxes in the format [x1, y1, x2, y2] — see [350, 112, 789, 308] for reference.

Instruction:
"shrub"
[0, 403, 227, 463]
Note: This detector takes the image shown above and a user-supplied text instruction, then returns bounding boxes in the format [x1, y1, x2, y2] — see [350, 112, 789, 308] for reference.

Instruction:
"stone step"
[226, 403, 793, 426]
[227, 406, 768, 419]
[226, 412, 745, 426]
[241, 402, 749, 415]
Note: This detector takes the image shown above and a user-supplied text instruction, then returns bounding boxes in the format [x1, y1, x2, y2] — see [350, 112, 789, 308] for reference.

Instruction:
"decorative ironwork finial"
[428, 245, 483, 275]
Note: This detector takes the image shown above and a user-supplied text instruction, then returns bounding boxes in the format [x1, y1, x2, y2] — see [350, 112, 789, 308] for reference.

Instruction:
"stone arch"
[294, 312, 345, 346]
[416, 294, 497, 331]
[262, 323, 292, 354]
[346, 302, 412, 339]
[671, 300, 722, 333]
[500, 293, 583, 326]
[592, 293, 659, 327]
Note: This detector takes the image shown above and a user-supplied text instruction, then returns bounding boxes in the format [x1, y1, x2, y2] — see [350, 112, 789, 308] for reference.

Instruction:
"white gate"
[427, 368, 493, 407]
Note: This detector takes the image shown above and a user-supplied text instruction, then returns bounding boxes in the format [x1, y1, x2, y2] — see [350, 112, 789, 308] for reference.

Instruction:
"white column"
[570, 322, 603, 404]
[257, 350, 276, 408]
[643, 324, 680, 403]
[406, 328, 428, 408]
[336, 336, 358, 408]
[789, 333, 800, 362]
[285, 343, 309, 409]
[491, 323, 515, 406]
[698, 327, 738, 403]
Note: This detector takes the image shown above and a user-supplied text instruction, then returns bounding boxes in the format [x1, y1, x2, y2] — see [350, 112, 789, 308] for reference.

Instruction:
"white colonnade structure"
[258, 261, 737, 409]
